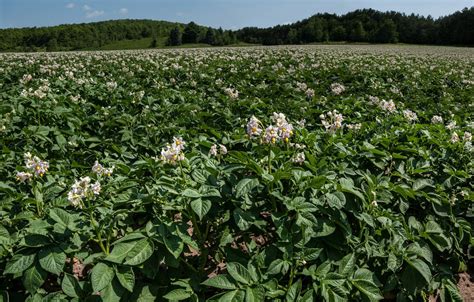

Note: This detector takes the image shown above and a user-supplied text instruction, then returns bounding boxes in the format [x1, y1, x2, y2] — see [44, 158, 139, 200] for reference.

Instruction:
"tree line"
[166, 22, 238, 46]
[236, 8, 474, 45]
[0, 7, 472, 52]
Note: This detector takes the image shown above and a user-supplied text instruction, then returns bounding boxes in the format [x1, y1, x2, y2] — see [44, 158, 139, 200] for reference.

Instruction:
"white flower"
[297, 119, 306, 128]
[219, 144, 228, 155]
[91, 181, 101, 195]
[450, 132, 459, 143]
[272, 112, 287, 127]
[346, 123, 362, 131]
[92, 161, 114, 176]
[16, 171, 32, 183]
[263, 125, 279, 144]
[380, 100, 396, 113]
[431, 115, 443, 124]
[246, 116, 262, 137]
[446, 121, 457, 130]
[209, 144, 218, 156]
[403, 109, 418, 122]
[292, 152, 305, 164]
[161, 137, 186, 165]
[68, 176, 101, 208]
[92, 161, 103, 174]
[224, 87, 239, 99]
[330, 83, 345, 95]
[23, 152, 49, 177]
[463, 132, 472, 142]
[305, 88, 315, 99]
[321, 110, 344, 133]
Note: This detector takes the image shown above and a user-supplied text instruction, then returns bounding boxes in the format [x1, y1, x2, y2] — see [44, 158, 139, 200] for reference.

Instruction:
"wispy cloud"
[83, 5, 92, 11]
[65, 3, 75, 9]
[119, 8, 128, 15]
[86, 10, 104, 19]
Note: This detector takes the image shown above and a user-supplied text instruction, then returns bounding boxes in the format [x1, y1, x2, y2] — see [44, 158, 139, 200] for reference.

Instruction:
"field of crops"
[0, 45, 473, 301]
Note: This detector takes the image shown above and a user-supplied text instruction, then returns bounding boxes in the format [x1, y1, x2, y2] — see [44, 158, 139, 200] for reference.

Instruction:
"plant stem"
[267, 146, 272, 173]
[89, 209, 108, 255]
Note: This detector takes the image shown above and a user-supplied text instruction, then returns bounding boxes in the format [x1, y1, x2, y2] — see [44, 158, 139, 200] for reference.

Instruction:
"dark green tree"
[182, 22, 200, 44]
[167, 27, 182, 46]
[350, 21, 367, 42]
[375, 19, 399, 43]
[203, 27, 216, 45]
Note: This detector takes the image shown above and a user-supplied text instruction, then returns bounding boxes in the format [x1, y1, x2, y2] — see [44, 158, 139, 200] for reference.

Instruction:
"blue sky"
[0, 0, 472, 29]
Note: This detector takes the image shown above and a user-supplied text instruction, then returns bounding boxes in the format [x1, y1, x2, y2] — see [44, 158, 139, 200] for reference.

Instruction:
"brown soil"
[457, 271, 474, 302]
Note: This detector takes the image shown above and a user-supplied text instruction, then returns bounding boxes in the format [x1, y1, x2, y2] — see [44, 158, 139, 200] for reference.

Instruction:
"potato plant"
[0, 45, 473, 301]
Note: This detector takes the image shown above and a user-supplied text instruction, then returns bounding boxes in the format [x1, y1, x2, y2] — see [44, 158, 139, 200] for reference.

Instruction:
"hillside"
[0, 7, 473, 52]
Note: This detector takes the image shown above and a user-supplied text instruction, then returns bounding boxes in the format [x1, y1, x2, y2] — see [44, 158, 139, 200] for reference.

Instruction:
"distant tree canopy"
[167, 27, 182, 46]
[166, 23, 236, 47]
[0, 7, 472, 52]
[236, 7, 474, 46]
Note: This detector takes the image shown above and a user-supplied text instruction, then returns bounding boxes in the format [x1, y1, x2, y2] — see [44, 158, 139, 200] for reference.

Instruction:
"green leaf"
[105, 240, 137, 264]
[245, 286, 265, 302]
[227, 262, 252, 285]
[339, 178, 365, 202]
[286, 279, 302, 302]
[326, 192, 346, 209]
[101, 278, 126, 302]
[182, 188, 201, 198]
[191, 199, 211, 220]
[124, 239, 154, 266]
[23, 263, 47, 293]
[412, 179, 434, 191]
[38, 246, 66, 275]
[4, 253, 35, 275]
[443, 279, 463, 302]
[115, 266, 135, 293]
[91, 262, 115, 293]
[62, 273, 83, 298]
[202, 274, 237, 290]
[49, 208, 72, 228]
[163, 289, 192, 301]
[351, 269, 383, 301]
[160, 226, 184, 259]
[217, 290, 245, 302]
[405, 258, 431, 284]
[235, 178, 259, 198]
[338, 253, 356, 276]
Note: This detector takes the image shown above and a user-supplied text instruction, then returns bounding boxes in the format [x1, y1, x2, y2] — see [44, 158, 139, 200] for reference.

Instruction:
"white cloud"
[86, 10, 104, 19]
[119, 8, 128, 15]
[83, 5, 91, 11]
[66, 3, 75, 9]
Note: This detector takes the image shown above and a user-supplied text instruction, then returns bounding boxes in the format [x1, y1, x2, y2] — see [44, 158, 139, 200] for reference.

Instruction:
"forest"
[0, 7, 472, 52]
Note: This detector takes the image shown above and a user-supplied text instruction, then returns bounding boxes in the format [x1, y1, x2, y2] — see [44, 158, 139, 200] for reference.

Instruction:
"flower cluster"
[320, 110, 344, 133]
[224, 87, 239, 99]
[16, 152, 49, 182]
[292, 152, 305, 164]
[92, 161, 114, 176]
[380, 100, 396, 113]
[160, 137, 186, 165]
[403, 109, 418, 122]
[246, 113, 294, 144]
[68, 176, 101, 208]
[330, 83, 345, 95]
[446, 121, 457, 130]
[346, 123, 362, 131]
[296, 82, 314, 99]
[431, 115, 443, 124]
[209, 144, 228, 157]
